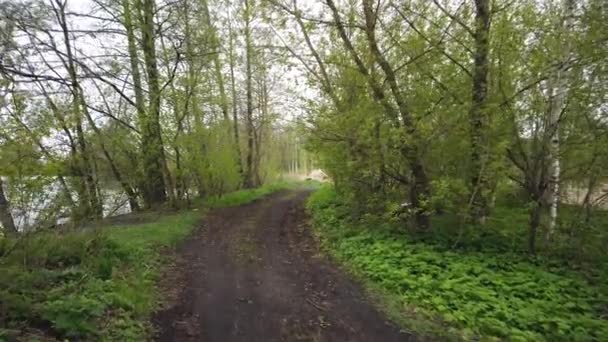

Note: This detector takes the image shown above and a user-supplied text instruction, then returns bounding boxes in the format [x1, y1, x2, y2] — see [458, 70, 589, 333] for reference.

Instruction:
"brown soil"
[152, 190, 414, 342]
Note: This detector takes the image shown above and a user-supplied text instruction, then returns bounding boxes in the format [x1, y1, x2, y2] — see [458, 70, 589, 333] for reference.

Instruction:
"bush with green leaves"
[307, 185, 608, 340]
[0, 212, 199, 340]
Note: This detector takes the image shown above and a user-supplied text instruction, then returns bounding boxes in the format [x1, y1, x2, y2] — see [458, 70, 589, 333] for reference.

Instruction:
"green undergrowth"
[0, 182, 299, 341]
[0, 212, 199, 341]
[307, 185, 608, 341]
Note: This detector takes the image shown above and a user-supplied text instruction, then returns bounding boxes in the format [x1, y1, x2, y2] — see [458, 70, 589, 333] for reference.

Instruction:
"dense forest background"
[276, 0, 607, 257]
[0, 0, 314, 231]
[1, 0, 606, 254]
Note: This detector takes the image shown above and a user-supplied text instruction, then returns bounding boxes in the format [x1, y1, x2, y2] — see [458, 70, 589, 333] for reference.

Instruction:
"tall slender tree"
[136, 0, 168, 207]
[469, 0, 492, 224]
[0, 178, 16, 233]
[51, 0, 103, 219]
[228, 2, 244, 182]
[547, 0, 575, 238]
[243, 0, 256, 188]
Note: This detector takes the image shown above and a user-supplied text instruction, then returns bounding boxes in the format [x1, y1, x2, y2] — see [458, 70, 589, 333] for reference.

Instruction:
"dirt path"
[153, 190, 414, 341]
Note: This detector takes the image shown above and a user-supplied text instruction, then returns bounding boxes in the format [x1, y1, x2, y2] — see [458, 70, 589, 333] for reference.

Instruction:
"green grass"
[307, 185, 608, 341]
[0, 182, 300, 341]
[0, 212, 199, 341]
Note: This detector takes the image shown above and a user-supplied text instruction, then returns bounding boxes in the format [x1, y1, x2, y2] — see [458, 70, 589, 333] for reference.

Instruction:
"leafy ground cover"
[306, 185, 608, 341]
[0, 182, 299, 341]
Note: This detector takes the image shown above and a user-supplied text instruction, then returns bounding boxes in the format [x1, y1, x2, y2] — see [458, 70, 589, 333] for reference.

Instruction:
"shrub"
[0, 212, 198, 340]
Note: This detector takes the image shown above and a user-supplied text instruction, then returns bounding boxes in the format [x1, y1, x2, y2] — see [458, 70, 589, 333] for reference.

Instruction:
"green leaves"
[308, 186, 608, 340]
[42, 293, 105, 338]
[0, 210, 200, 340]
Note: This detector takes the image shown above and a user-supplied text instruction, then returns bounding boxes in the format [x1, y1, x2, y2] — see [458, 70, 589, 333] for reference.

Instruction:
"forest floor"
[152, 189, 412, 342]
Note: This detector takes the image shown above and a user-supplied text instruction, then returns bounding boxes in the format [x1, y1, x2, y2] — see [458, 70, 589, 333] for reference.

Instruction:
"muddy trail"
[153, 189, 413, 342]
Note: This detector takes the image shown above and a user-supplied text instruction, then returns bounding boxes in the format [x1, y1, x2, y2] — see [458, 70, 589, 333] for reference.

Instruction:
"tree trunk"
[159, 30, 188, 206]
[581, 174, 598, 224]
[253, 68, 269, 185]
[409, 155, 431, 230]
[528, 199, 543, 254]
[243, 0, 256, 189]
[290, 0, 337, 102]
[228, 6, 244, 183]
[469, 0, 492, 224]
[201, 0, 230, 122]
[0, 178, 17, 234]
[547, 0, 575, 238]
[137, 0, 168, 207]
[359, 0, 432, 230]
[123, 0, 148, 204]
[53, 0, 102, 220]
[122, 0, 146, 127]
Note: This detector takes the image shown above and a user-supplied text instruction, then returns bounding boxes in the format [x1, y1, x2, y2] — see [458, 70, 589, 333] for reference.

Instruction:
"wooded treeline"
[1, 0, 607, 257]
[270, 0, 607, 256]
[0, 0, 303, 231]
